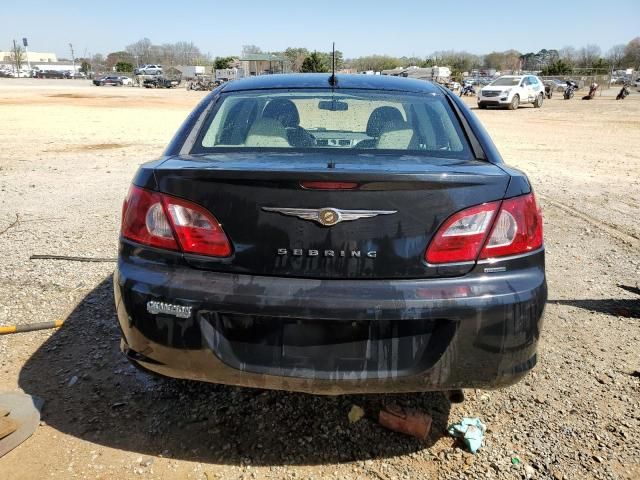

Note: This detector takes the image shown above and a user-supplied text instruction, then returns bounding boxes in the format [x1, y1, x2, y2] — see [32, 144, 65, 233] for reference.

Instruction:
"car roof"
[221, 73, 442, 94]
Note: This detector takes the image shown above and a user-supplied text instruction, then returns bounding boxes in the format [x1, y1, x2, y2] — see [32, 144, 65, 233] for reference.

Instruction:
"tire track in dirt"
[539, 194, 640, 250]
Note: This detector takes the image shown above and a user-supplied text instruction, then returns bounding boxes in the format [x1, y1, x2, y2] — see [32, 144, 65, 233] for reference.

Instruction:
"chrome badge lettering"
[278, 249, 377, 258]
[262, 207, 396, 226]
[147, 300, 192, 319]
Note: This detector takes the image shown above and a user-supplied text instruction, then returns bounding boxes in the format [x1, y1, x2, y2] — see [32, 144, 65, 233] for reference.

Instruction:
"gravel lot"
[0, 79, 639, 480]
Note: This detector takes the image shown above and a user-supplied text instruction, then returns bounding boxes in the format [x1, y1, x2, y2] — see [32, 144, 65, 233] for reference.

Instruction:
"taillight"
[425, 193, 542, 264]
[121, 187, 179, 251]
[300, 181, 359, 190]
[425, 201, 500, 264]
[479, 193, 543, 259]
[164, 196, 232, 257]
[121, 186, 232, 257]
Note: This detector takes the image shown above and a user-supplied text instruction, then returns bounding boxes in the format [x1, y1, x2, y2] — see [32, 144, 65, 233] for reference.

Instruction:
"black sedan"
[115, 74, 546, 395]
[93, 75, 123, 86]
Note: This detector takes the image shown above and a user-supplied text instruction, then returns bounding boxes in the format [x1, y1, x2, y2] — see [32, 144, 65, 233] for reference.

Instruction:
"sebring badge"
[147, 300, 192, 319]
[262, 207, 397, 226]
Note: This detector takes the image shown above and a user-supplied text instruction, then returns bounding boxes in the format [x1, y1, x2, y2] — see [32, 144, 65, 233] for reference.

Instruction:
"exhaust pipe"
[446, 389, 465, 403]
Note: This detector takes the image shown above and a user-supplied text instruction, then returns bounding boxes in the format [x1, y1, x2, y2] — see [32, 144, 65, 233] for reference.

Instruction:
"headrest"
[262, 99, 300, 128]
[366, 106, 404, 137]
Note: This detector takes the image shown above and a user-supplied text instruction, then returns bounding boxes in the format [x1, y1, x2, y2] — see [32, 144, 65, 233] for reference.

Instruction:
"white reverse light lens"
[486, 210, 517, 247]
[442, 211, 494, 237]
[145, 203, 173, 238]
[168, 204, 214, 230]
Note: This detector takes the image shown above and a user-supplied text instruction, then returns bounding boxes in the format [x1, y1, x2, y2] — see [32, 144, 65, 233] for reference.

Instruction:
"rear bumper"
[114, 246, 547, 395]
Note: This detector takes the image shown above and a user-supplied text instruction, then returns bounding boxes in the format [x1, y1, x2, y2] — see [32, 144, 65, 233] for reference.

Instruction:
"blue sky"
[3, 0, 638, 58]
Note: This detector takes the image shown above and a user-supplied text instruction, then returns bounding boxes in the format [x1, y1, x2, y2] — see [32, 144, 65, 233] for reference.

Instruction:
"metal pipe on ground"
[29, 255, 116, 263]
[0, 320, 64, 335]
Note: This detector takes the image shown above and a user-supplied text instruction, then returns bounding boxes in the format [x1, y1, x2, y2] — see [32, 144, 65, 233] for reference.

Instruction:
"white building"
[215, 67, 241, 81]
[0, 51, 58, 63]
[33, 63, 79, 72]
[175, 65, 207, 78]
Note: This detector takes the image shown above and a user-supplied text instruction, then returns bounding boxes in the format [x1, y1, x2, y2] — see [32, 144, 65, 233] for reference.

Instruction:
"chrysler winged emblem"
[262, 207, 397, 226]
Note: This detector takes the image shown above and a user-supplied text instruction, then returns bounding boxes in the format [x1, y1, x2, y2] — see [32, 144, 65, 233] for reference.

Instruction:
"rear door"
[520, 77, 532, 102]
[530, 76, 543, 99]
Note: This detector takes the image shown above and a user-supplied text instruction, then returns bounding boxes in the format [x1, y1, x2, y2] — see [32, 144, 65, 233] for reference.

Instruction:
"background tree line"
[84, 36, 640, 75]
[81, 38, 211, 73]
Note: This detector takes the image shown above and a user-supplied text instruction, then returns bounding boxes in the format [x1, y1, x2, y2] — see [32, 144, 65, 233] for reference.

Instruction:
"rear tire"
[508, 95, 520, 110]
[534, 93, 543, 108]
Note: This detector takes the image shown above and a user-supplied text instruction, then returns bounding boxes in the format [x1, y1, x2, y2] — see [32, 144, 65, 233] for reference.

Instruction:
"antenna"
[329, 42, 337, 87]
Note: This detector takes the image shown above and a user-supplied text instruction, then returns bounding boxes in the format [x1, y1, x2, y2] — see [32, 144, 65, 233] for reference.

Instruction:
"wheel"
[477, 102, 487, 109]
[508, 95, 520, 110]
[533, 93, 543, 108]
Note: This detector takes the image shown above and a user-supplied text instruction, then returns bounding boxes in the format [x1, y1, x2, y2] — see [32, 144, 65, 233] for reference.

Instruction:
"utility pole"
[69, 43, 75, 72]
[12, 40, 18, 76]
[23, 38, 31, 71]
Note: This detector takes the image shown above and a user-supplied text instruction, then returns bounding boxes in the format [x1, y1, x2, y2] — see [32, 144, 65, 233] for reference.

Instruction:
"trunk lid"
[152, 153, 510, 279]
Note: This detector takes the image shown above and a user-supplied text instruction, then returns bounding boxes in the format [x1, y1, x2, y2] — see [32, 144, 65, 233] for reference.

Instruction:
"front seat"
[262, 99, 315, 147]
[356, 106, 405, 149]
[377, 119, 415, 150]
[244, 119, 291, 148]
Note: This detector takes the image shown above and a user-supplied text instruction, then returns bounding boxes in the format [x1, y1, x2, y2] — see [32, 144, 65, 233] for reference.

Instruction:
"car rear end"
[114, 75, 546, 394]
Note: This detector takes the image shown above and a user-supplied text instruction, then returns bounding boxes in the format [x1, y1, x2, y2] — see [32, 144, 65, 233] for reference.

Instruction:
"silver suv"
[134, 64, 163, 75]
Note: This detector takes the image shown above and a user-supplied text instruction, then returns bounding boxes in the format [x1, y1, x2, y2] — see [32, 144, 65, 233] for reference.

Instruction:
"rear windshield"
[192, 89, 472, 159]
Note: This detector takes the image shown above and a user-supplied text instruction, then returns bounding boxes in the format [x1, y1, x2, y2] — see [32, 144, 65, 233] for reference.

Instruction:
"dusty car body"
[114, 74, 546, 395]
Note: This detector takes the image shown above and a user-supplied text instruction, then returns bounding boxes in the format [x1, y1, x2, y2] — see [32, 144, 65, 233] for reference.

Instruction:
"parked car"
[134, 64, 163, 75]
[544, 79, 566, 92]
[93, 75, 123, 86]
[119, 76, 133, 86]
[115, 74, 546, 395]
[35, 70, 66, 79]
[477, 75, 545, 110]
[143, 76, 179, 88]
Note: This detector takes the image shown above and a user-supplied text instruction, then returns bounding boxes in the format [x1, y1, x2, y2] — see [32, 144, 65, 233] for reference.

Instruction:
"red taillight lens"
[479, 193, 543, 259]
[425, 202, 500, 264]
[121, 186, 179, 251]
[425, 193, 543, 264]
[164, 197, 232, 257]
[121, 186, 232, 257]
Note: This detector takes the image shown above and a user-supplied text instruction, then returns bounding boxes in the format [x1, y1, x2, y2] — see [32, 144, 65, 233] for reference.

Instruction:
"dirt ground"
[0, 78, 639, 480]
